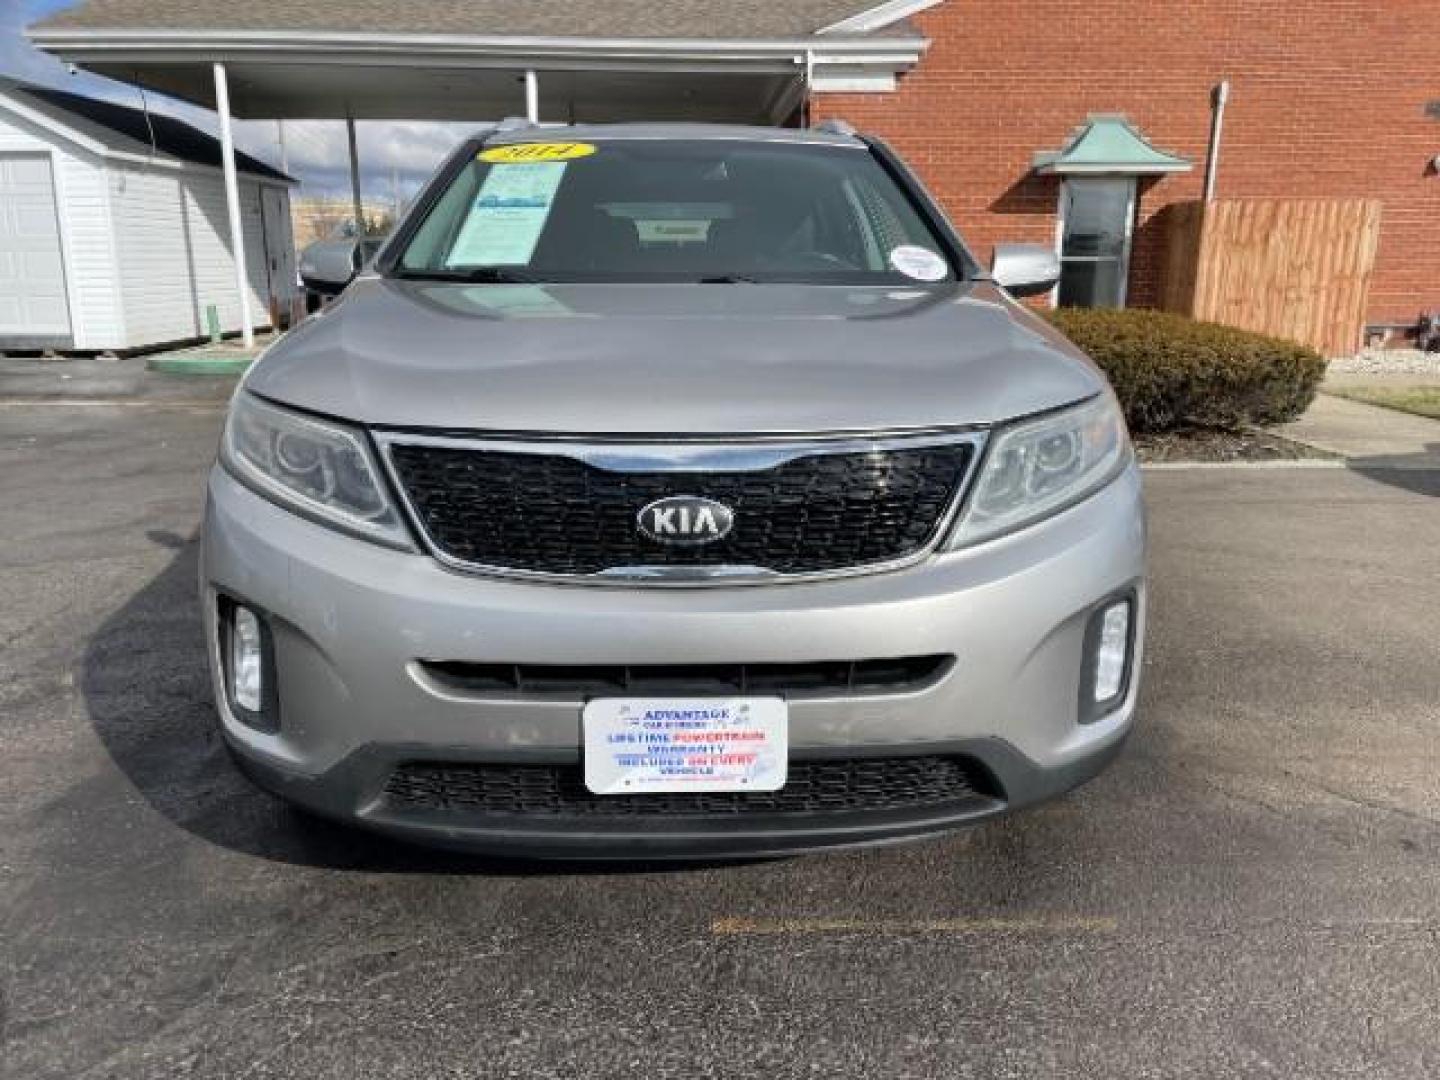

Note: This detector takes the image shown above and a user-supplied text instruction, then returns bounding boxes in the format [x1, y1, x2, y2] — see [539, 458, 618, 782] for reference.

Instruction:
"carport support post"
[525, 69, 539, 123]
[346, 116, 363, 244]
[212, 62, 254, 348]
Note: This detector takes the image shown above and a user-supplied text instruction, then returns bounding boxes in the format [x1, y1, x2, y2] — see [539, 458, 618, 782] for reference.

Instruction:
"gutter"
[28, 28, 929, 66]
[1042, 164, 1191, 176]
[0, 91, 292, 184]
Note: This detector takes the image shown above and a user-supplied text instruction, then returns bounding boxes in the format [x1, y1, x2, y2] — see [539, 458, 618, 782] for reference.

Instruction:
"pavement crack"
[1280, 768, 1440, 832]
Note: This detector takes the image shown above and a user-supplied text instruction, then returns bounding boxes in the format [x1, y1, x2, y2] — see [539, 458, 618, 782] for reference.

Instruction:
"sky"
[1, 0, 473, 203]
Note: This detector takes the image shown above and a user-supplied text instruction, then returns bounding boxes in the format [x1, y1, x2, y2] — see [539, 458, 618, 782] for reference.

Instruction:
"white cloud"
[259, 120, 475, 198]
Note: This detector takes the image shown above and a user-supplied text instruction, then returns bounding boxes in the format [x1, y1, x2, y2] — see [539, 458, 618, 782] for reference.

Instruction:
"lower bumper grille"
[417, 655, 954, 699]
[383, 755, 997, 818]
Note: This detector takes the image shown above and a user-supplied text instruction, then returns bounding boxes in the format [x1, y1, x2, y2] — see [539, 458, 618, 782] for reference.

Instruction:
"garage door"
[0, 152, 72, 346]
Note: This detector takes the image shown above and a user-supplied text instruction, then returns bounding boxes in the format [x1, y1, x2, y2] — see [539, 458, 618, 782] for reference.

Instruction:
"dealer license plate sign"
[582, 698, 788, 795]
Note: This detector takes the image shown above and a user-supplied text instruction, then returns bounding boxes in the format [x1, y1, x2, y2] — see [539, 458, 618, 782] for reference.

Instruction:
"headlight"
[220, 392, 411, 548]
[948, 394, 1130, 548]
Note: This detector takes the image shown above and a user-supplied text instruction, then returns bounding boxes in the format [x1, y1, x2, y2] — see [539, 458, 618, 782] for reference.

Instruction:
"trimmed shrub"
[1043, 308, 1326, 434]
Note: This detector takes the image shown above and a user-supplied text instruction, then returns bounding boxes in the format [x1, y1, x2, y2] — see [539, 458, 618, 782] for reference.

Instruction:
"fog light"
[1093, 601, 1131, 703]
[231, 606, 264, 713]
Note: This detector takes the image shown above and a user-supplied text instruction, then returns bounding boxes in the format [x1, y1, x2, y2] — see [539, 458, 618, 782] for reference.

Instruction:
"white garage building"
[0, 82, 295, 352]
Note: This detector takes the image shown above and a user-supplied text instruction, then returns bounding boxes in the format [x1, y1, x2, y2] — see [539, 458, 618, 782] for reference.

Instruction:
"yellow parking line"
[711, 915, 1117, 936]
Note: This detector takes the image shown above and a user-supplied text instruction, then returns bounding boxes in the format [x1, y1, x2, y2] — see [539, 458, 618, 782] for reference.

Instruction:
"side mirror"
[991, 243, 1060, 298]
[298, 245, 360, 296]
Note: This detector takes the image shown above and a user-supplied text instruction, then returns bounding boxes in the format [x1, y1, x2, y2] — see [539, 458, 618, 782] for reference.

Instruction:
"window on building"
[1057, 177, 1135, 308]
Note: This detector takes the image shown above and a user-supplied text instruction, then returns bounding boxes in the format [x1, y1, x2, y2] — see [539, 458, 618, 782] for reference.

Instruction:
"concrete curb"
[1141, 460, 1346, 470]
[147, 355, 254, 376]
[1142, 460, 1440, 471]
[0, 398, 228, 409]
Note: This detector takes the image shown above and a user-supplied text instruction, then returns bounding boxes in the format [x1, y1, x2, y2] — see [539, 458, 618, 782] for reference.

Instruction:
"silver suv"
[203, 123, 1145, 858]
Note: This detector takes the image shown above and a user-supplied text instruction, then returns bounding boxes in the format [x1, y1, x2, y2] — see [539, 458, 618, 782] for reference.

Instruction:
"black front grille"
[383, 756, 997, 818]
[385, 440, 974, 576]
[418, 655, 954, 698]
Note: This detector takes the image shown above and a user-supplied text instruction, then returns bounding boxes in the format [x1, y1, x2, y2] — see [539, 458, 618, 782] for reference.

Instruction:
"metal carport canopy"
[28, 0, 933, 344]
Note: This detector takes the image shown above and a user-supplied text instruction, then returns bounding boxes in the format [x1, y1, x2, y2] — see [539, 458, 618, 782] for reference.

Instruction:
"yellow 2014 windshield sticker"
[479, 142, 596, 164]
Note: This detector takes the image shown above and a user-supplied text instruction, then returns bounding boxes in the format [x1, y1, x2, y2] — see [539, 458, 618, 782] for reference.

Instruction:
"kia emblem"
[637, 496, 734, 545]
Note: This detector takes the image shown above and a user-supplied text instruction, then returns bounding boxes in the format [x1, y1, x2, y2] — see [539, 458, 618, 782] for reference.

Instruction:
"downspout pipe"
[1203, 80, 1230, 202]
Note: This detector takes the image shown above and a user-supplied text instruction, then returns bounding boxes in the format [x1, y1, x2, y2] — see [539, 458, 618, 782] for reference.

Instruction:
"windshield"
[391, 138, 958, 286]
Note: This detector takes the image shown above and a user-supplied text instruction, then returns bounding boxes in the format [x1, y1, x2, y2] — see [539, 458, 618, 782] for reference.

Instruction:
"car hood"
[246, 277, 1106, 435]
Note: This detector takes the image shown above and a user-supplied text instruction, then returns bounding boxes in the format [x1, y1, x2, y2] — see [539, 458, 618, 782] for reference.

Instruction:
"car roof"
[480, 122, 865, 150]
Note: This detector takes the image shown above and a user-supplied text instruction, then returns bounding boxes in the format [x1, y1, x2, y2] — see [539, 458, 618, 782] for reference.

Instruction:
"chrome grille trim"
[373, 429, 988, 587]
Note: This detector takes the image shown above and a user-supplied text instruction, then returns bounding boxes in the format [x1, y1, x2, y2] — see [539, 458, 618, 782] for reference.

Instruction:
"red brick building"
[811, 0, 1440, 332]
[30, 0, 1440, 342]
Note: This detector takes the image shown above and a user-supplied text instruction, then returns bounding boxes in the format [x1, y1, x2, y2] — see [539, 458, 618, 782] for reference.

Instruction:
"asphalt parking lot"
[3, 400, 1439, 1079]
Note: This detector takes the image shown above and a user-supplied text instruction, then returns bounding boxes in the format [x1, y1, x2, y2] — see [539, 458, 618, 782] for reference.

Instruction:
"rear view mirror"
[991, 244, 1060, 298]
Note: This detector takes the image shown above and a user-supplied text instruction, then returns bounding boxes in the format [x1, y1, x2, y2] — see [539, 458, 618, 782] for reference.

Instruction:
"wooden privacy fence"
[1159, 198, 1383, 357]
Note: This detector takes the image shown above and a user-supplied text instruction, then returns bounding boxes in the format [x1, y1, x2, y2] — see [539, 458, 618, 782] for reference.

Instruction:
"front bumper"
[202, 460, 1146, 857]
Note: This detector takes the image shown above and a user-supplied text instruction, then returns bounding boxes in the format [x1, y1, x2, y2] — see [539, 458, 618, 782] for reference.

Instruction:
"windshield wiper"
[394, 267, 541, 284]
[695, 274, 762, 284]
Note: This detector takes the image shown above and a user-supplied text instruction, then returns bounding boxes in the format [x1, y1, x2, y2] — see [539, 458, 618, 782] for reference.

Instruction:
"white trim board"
[818, 0, 945, 34]
[30, 31, 931, 113]
[811, 67, 902, 92]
